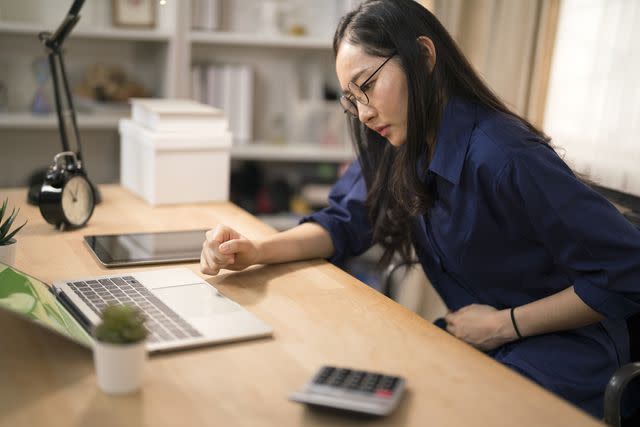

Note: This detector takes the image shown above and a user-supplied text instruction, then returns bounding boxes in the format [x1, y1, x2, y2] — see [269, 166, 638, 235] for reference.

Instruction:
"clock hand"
[71, 183, 78, 202]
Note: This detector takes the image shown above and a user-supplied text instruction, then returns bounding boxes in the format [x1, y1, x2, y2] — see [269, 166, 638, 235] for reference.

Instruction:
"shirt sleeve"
[495, 145, 640, 319]
[299, 160, 373, 266]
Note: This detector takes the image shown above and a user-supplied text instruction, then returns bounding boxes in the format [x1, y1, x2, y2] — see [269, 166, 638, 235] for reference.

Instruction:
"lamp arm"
[38, 0, 86, 165]
[68, 0, 85, 17]
[47, 53, 70, 153]
[40, 0, 85, 50]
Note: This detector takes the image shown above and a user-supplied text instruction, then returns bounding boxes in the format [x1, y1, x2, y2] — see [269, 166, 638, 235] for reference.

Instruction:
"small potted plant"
[93, 304, 148, 394]
[0, 198, 27, 266]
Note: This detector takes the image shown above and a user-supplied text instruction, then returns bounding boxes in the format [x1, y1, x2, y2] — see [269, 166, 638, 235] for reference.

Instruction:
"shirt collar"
[427, 97, 477, 185]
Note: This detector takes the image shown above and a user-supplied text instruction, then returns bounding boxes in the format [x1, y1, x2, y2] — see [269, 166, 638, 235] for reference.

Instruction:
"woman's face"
[336, 41, 408, 147]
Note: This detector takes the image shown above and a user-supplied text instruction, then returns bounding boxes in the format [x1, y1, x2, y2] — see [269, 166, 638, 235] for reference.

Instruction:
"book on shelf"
[192, 63, 254, 144]
[191, 0, 220, 31]
[234, 65, 254, 143]
[129, 98, 228, 133]
[190, 67, 204, 105]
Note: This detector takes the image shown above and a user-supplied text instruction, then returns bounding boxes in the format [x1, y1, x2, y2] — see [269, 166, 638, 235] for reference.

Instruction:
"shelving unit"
[0, 111, 352, 161]
[189, 30, 332, 49]
[0, 21, 173, 41]
[0, 112, 126, 130]
[0, 0, 356, 189]
[231, 142, 353, 163]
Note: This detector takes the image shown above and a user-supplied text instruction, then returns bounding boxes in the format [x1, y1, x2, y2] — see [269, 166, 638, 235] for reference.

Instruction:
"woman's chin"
[387, 136, 406, 147]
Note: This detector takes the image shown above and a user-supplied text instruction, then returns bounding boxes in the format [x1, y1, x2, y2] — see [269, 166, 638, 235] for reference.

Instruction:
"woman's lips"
[375, 125, 390, 137]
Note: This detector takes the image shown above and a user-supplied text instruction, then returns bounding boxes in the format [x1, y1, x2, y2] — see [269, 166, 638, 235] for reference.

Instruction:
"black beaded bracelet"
[510, 307, 523, 340]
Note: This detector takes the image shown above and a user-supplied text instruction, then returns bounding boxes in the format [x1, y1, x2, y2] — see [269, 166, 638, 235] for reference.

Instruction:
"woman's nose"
[357, 101, 376, 124]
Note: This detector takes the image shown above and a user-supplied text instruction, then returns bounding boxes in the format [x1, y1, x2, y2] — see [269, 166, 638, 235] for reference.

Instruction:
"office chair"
[379, 259, 421, 299]
[604, 313, 640, 427]
[381, 262, 640, 426]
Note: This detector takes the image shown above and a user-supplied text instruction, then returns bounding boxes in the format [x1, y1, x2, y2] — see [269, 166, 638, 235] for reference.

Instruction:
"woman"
[200, 0, 640, 418]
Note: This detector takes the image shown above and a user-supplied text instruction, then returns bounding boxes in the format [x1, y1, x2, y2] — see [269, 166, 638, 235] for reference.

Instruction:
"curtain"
[543, 0, 640, 197]
[417, 0, 560, 126]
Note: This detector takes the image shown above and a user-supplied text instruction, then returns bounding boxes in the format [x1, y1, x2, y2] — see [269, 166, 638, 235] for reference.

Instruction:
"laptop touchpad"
[153, 283, 241, 317]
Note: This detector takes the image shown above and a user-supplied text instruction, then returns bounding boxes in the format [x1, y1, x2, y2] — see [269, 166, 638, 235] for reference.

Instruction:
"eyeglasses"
[340, 55, 395, 118]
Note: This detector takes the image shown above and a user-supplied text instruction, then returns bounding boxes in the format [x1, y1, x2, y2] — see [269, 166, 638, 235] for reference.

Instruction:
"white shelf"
[0, 21, 172, 41]
[231, 142, 353, 162]
[0, 113, 126, 130]
[0, 115, 353, 162]
[189, 31, 332, 49]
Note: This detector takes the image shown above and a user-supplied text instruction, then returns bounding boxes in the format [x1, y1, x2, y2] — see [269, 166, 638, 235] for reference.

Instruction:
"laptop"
[0, 262, 272, 353]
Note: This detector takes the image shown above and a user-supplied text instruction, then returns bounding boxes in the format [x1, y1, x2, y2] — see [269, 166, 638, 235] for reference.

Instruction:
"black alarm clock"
[39, 151, 95, 230]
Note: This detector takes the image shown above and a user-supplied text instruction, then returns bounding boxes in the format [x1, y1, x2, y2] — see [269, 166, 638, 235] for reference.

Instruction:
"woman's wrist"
[495, 309, 520, 343]
[254, 239, 268, 265]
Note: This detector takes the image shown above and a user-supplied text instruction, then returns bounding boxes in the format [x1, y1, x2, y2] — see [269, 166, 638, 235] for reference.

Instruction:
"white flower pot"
[0, 241, 16, 266]
[93, 340, 147, 394]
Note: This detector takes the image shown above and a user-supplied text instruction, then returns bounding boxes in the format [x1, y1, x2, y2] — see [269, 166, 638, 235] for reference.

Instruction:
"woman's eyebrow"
[341, 66, 372, 93]
[350, 67, 370, 84]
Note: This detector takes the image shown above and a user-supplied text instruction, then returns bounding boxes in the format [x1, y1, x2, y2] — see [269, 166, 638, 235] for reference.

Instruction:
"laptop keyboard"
[66, 276, 202, 343]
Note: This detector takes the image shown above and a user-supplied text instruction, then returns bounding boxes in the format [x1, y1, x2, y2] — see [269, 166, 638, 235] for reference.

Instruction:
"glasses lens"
[340, 96, 358, 117]
[348, 81, 368, 105]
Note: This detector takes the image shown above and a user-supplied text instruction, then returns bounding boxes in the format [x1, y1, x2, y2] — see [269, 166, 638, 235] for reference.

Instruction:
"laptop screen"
[0, 262, 92, 348]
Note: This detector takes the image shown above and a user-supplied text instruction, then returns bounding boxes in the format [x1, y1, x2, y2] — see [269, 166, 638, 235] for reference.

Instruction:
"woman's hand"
[200, 224, 261, 276]
[444, 304, 518, 351]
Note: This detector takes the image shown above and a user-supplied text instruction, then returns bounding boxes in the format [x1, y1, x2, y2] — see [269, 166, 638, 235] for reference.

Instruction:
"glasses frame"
[340, 54, 395, 118]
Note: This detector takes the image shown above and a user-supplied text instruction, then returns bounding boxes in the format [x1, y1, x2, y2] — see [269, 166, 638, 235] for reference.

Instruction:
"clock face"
[61, 175, 95, 226]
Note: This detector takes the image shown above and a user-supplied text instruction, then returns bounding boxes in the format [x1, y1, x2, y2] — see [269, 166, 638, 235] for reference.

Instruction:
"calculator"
[289, 366, 406, 416]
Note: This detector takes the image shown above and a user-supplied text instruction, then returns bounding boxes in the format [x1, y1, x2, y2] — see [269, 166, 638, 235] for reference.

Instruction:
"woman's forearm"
[255, 222, 334, 265]
[444, 285, 606, 350]
[511, 286, 604, 338]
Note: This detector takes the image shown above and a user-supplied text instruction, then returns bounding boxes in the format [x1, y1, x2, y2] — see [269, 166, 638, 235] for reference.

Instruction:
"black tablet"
[84, 229, 209, 267]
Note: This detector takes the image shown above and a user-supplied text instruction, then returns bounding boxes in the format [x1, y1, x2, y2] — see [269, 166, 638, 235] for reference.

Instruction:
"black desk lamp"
[27, 0, 101, 205]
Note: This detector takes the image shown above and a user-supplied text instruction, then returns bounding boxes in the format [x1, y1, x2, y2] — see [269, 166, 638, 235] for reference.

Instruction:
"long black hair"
[333, 0, 551, 266]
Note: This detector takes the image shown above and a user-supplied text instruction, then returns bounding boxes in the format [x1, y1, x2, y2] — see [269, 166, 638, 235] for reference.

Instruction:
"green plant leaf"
[0, 199, 7, 226]
[0, 207, 18, 240]
[2, 220, 27, 243]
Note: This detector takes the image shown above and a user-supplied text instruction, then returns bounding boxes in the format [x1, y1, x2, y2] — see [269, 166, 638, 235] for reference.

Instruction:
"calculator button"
[375, 390, 393, 398]
[379, 376, 399, 391]
[360, 374, 382, 393]
[345, 371, 366, 389]
[313, 366, 335, 385]
[329, 369, 351, 387]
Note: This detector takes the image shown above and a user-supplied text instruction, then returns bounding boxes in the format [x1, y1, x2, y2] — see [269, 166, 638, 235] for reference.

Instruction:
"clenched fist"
[200, 224, 260, 275]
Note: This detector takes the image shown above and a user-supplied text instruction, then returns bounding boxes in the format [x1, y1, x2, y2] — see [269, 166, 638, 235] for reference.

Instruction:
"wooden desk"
[0, 185, 602, 427]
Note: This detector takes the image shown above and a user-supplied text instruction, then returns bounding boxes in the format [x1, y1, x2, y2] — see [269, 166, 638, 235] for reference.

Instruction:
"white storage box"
[119, 119, 232, 205]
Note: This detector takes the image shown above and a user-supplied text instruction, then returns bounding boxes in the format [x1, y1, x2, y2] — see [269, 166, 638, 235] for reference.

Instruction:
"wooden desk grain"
[0, 185, 602, 427]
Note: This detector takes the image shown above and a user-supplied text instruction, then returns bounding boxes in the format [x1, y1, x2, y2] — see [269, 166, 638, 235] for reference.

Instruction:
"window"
[544, 0, 640, 197]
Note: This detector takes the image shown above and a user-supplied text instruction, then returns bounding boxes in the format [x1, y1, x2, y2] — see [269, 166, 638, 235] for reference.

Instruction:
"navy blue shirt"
[302, 97, 640, 417]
